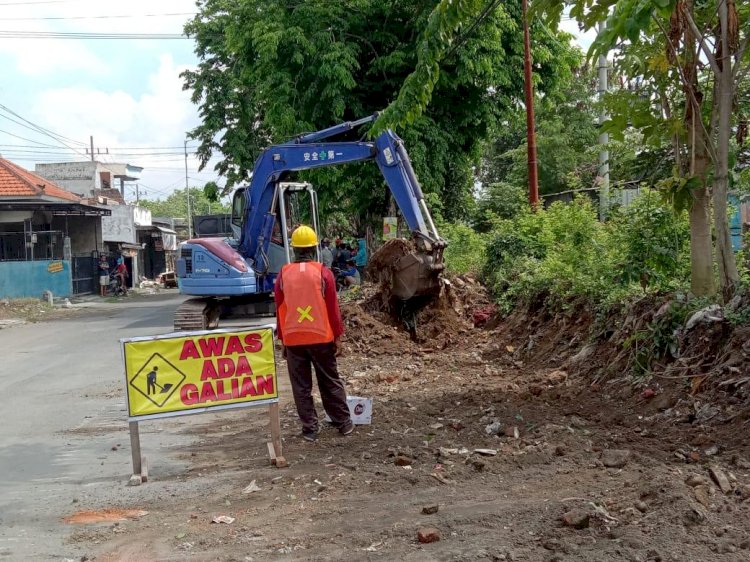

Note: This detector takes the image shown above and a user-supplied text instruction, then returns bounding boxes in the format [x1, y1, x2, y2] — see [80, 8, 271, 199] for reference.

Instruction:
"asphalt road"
[0, 294, 276, 561]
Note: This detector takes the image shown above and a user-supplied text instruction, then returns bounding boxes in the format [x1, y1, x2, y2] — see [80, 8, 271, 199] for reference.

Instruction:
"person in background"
[340, 258, 361, 288]
[335, 241, 351, 270]
[275, 225, 353, 441]
[354, 237, 368, 276]
[114, 257, 129, 295]
[320, 238, 334, 269]
[98, 255, 110, 297]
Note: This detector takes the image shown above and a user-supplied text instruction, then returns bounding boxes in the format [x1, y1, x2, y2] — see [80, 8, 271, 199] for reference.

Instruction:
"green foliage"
[439, 222, 487, 276]
[473, 182, 527, 232]
[138, 188, 230, 219]
[609, 190, 691, 291]
[184, 0, 580, 231]
[203, 181, 220, 203]
[479, 65, 598, 198]
[482, 192, 691, 313]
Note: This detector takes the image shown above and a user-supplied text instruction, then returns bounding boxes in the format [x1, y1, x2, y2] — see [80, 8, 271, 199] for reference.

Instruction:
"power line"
[0, 30, 187, 39]
[444, 0, 504, 59]
[0, 103, 87, 146]
[0, 12, 196, 21]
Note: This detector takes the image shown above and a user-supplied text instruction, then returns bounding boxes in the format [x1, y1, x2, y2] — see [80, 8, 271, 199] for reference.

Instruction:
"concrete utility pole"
[89, 136, 95, 162]
[185, 139, 192, 239]
[598, 21, 610, 220]
[522, 0, 540, 208]
[135, 183, 140, 203]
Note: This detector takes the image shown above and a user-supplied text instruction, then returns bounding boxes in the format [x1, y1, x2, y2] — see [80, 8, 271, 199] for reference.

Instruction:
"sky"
[0, 1, 596, 203]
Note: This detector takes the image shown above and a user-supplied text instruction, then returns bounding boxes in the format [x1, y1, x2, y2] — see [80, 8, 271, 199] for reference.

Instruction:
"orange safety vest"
[277, 261, 334, 346]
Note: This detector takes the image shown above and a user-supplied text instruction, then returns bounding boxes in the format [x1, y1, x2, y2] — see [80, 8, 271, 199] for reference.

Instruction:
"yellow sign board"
[47, 261, 64, 273]
[122, 327, 278, 421]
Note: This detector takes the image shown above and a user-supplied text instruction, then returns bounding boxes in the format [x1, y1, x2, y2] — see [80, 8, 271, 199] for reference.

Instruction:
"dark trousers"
[285, 342, 351, 432]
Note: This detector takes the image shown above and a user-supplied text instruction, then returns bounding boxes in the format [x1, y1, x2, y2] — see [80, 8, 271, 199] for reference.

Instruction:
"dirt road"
[3, 294, 750, 561]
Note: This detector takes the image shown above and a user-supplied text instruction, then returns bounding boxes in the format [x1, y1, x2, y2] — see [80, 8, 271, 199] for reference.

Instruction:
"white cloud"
[28, 54, 221, 195]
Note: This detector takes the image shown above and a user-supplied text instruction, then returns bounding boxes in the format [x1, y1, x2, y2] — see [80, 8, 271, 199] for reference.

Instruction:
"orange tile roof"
[0, 158, 81, 203]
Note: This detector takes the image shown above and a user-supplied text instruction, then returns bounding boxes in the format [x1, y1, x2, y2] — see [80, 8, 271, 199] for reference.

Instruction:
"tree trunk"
[682, 0, 715, 296]
[689, 141, 714, 296]
[714, 0, 740, 300]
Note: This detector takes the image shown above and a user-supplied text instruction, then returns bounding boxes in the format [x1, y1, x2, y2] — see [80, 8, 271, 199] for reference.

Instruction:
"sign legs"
[268, 402, 287, 468]
[128, 421, 148, 485]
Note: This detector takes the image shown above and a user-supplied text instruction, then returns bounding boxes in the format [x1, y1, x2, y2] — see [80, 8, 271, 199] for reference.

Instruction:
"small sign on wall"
[47, 261, 64, 273]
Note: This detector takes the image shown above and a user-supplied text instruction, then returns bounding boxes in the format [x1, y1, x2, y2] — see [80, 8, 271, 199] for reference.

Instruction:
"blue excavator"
[174, 114, 446, 330]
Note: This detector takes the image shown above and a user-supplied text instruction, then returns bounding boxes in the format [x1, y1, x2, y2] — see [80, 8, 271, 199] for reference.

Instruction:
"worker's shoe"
[339, 421, 354, 436]
[301, 429, 318, 442]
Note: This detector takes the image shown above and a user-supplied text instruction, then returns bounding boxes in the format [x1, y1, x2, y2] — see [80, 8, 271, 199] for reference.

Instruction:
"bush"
[481, 193, 690, 313]
[439, 222, 487, 276]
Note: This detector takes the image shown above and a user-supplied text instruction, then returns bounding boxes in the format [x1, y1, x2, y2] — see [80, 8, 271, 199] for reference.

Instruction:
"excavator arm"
[240, 114, 445, 298]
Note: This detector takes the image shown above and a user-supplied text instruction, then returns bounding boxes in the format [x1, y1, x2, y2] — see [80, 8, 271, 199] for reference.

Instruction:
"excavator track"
[173, 297, 220, 332]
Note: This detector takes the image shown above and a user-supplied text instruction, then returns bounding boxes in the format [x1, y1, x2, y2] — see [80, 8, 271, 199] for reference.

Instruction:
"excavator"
[174, 114, 446, 330]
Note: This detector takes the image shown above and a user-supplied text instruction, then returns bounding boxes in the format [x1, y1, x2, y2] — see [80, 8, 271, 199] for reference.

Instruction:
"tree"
[138, 188, 230, 219]
[183, 0, 579, 231]
[537, 0, 750, 299]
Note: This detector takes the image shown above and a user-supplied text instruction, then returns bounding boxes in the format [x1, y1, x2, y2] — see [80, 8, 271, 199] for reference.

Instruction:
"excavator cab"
[231, 181, 321, 277]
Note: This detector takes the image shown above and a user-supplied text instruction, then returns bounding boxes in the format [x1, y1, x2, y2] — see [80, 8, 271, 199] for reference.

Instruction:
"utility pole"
[135, 183, 140, 203]
[89, 135, 95, 162]
[185, 139, 192, 239]
[598, 21, 610, 220]
[522, 0, 539, 208]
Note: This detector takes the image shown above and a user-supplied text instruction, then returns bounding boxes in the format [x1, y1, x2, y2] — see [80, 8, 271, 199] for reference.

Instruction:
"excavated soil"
[79, 284, 750, 562]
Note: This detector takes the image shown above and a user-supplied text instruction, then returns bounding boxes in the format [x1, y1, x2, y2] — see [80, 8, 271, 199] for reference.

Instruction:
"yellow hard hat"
[290, 225, 318, 248]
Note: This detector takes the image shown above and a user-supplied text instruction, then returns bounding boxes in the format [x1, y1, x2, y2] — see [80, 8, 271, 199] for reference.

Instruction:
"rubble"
[417, 527, 441, 543]
[709, 466, 733, 494]
[601, 449, 631, 468]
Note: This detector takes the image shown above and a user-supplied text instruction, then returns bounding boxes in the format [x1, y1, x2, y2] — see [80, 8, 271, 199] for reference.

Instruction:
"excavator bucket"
[368, 238, 445, 301]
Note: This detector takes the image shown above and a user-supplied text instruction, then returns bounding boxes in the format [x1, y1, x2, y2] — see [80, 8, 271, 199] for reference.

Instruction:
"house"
[35, 161, 143, 200]
[0, 158, 110, 298]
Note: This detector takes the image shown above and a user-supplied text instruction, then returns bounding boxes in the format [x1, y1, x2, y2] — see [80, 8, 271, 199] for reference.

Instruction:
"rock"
[685, 474, 708, 487]
[693, 485, 712, 508]
[473, 448, 498, 456]
[417, 527, 441, 544]
[709, 466, 733, 494]
[422, 505, 439, 515]
[546, 370, 568, 385]
[685, 305, 723, 331]
[211, 515, 235, 524]
[485, 421, 503, 435]
[439, 447, 458, 457]
[394, 455, 413, 466]
[128, 474, 142, 486]
[634, 501, 648, 513]
[685, 503, 707, 525]
[561, 509, 590, 529]
[601, 449, 631, 468]
[504, 426, 520, 439]
[242, 480, 261, 494]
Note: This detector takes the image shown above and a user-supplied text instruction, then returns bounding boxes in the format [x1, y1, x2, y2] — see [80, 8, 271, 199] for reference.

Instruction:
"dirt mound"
[341, 275, 492, 351]
[366, 238, 413, 273]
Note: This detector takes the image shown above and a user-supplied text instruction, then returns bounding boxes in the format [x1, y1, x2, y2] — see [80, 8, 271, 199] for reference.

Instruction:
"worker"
[354, 237, 368, 276]
[320, 238, 334, 269]
[274, 225, 353, 441]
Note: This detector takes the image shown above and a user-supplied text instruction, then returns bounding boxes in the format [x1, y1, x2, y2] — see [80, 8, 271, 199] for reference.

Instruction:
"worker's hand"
[334, 337, 343, 357]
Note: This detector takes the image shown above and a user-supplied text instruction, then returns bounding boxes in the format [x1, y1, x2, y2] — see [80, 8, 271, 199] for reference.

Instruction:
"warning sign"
[122, 326, 278, 421]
